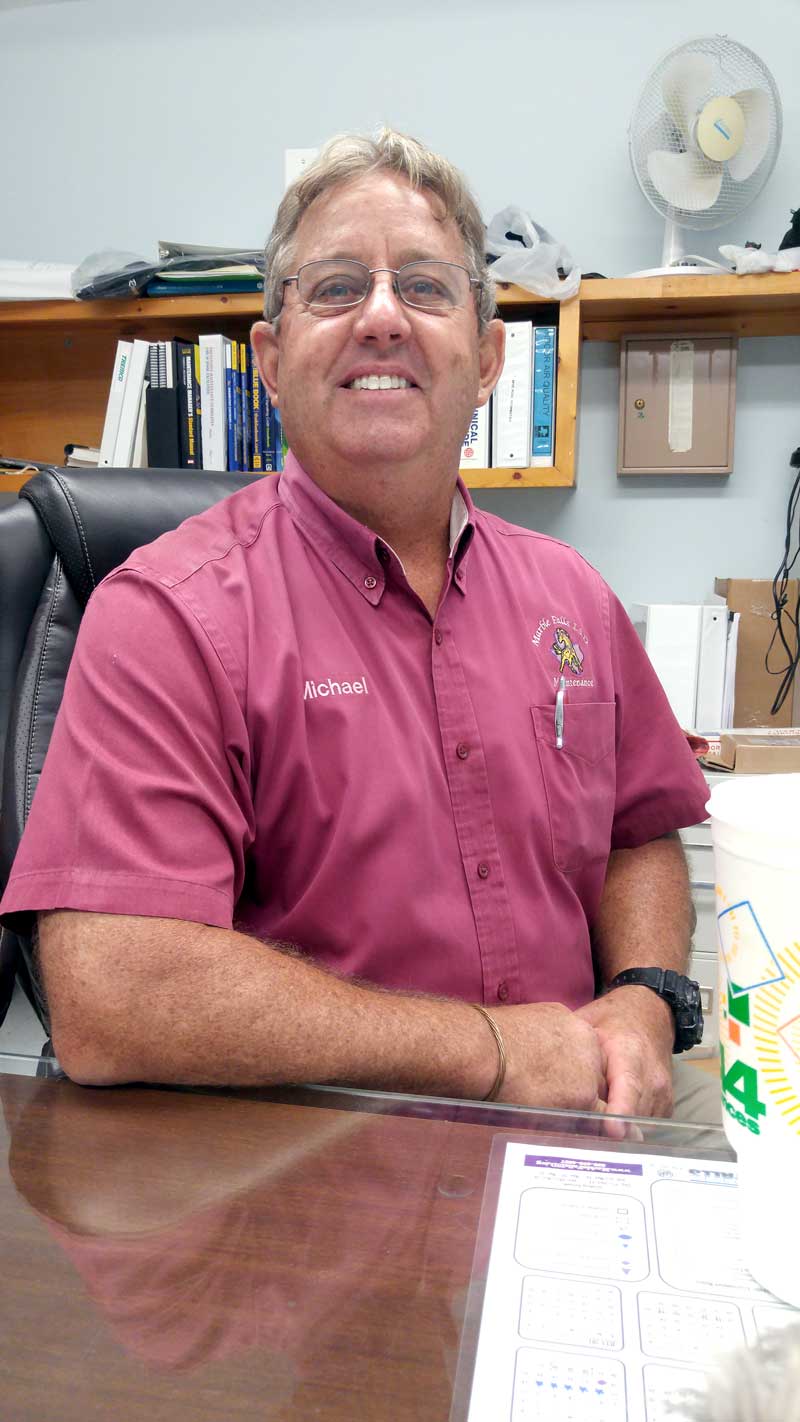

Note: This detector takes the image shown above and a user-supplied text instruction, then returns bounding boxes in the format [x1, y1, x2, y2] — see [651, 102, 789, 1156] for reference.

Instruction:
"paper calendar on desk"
[455, 1141, 798, 1422]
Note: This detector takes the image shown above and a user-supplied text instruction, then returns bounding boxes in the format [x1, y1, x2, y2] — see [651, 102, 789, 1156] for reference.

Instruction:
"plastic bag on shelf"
[72, 248, 264, 299]
[485, 207, 581, 301]
[718, 243, 800, 275]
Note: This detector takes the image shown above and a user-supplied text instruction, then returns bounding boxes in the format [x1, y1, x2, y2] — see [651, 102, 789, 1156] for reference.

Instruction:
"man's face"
[252, 172, 503, 489]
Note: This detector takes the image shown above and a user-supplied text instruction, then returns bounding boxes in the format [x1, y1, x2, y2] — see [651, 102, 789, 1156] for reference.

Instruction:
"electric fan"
[628, 35, 782, 275]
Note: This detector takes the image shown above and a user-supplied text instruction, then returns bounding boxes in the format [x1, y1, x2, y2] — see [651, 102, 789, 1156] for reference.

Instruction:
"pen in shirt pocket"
[555, 675, 566, 750]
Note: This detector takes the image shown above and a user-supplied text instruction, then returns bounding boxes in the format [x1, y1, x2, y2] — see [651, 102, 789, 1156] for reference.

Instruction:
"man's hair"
[262, 126, 496, 332]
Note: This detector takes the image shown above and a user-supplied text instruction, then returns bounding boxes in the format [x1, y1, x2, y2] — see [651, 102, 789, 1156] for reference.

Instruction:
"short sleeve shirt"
[0, 454, 709, 1009]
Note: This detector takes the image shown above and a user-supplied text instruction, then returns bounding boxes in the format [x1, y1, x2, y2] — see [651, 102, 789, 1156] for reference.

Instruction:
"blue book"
[145, 278, 264, 297]
[224, 339, 238, 471]
[531, 325, 557, 467]
[270, 404, 285, 472]
[240, 343, 251, 470]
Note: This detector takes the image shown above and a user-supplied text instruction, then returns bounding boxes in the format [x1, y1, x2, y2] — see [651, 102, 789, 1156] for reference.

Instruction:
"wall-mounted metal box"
[618, 333, 737, 475]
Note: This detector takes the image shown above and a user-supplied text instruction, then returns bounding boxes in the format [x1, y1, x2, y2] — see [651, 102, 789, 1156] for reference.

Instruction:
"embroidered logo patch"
[531, 615, 595, 688]
[551, 626, 584, 676]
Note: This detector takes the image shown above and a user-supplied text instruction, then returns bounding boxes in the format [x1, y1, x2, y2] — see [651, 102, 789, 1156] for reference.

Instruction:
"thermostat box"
[618, 333, 737, 475]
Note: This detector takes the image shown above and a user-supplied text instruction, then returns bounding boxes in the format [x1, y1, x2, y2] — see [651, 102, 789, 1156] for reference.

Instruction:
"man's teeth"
[348, 375, 411, 390]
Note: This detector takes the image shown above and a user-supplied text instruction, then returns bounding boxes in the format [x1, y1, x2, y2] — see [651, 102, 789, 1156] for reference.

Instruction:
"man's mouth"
[345, 375, 415, 391]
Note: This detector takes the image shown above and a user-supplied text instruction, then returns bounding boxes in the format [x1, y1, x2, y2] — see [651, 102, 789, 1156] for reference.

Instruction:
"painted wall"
[1, 0, 798, 607]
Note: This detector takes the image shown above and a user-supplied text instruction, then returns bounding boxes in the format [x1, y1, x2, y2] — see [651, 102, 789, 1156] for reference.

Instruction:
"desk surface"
[0, 1056, 730, 1422]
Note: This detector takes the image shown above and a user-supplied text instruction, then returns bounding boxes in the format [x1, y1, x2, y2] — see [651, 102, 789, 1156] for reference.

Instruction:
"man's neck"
[303, 453, 457, 567]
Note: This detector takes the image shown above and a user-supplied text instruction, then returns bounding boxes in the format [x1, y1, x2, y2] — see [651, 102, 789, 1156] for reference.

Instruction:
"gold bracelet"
[472, 1003, 507, 1102]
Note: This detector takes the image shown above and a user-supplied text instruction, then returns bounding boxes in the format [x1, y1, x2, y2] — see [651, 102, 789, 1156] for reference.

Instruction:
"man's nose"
[352, 270, 412, 342]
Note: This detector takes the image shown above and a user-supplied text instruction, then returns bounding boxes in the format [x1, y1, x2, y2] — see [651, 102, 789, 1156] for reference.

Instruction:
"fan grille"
[629, 34, 782, 230]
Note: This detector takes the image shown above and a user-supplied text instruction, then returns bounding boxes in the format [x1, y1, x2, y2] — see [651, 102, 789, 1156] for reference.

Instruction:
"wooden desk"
[0, 1069, 730, 1421]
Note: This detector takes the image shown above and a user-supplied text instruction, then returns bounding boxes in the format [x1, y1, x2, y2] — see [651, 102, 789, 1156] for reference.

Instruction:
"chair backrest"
[0, 465, 258, 1028]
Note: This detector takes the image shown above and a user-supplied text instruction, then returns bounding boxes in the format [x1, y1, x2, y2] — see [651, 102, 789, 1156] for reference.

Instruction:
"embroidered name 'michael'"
[304, 676, 369, 700]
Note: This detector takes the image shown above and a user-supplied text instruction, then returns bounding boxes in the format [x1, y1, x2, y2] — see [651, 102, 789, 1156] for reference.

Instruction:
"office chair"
[0, 465, 258, 1031]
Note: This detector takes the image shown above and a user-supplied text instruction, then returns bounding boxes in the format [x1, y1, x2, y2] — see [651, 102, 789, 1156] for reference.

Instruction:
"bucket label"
[717, 890, 800, 1139]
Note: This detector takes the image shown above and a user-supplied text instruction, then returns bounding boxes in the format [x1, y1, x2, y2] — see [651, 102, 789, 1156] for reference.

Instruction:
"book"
[460, 403, 490, 468]
[239, 342, 251, 470]
[145, 278, 263, 297]
[131, 380, 149, 468]
[224, 338, 240, 471]
[145, 387, 181, 468]
[153, 263, 262, 281]
[270, 403, 285, 471]
[531, 325, 557, 467]
[111, 339, 150, 467]
[250, 352, 264, 470]
[198, 334, 227, 470]
[491, 321, 532, 467]
[63, 443, 100, 468]
[175, 340, 199, 468]
[98, 339, 133, 466]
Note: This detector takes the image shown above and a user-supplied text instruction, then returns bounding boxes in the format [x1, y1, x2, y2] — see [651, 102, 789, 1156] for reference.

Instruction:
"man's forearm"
[39, 911, 496, 1096]
[592, 834, 694, 986]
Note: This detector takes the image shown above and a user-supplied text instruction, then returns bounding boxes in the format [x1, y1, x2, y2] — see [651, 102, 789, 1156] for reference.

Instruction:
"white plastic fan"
[628, 35, 782, 275]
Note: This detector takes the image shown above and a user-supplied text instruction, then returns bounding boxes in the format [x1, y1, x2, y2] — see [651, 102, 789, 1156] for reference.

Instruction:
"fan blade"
[647, 149, 723, 211]
[727, 88, 772, 181]
[661, 52, 714, 143]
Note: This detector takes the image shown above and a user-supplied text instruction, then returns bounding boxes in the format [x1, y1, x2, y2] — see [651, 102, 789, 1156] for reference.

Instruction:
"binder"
[491, 322, 532, 467]
[98, 340, 133, 467]
[694, 604, 729, 732]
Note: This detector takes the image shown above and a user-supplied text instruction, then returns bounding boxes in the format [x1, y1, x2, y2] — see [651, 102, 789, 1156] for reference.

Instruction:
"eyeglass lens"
[295, 259, 471, 312]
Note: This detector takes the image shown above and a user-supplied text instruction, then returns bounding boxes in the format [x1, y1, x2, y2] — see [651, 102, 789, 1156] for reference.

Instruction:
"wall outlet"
[284, 148, 318, 189]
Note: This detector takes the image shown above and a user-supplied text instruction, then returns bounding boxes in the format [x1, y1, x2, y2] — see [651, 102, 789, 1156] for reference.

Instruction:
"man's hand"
[491, 1003, 608, 1113]
[576, 986, 674, 1122]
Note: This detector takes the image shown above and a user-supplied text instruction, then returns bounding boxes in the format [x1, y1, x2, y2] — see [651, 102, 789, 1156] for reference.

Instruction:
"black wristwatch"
[608, 967, 704, 1054]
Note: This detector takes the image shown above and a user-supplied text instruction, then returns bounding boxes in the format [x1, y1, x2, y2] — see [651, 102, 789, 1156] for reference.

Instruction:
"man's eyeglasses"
[282, 259, 479, 315]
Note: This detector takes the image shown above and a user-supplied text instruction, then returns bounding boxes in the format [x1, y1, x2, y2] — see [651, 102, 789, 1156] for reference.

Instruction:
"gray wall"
[2, 0, 798, 607]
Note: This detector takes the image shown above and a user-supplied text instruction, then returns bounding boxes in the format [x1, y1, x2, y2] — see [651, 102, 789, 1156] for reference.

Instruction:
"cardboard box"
[714, 578, 800, 728]
[700, 728, 800, 773]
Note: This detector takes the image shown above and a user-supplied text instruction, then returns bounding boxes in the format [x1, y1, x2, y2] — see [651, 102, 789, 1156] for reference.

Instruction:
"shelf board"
[0, 293, 265, 329]
[2, 464, 570, 493]
[464, 465, 570, 488]
[580, 272, 800, 340]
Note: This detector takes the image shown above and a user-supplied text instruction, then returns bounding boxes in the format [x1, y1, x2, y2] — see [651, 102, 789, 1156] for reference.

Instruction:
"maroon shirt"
[0, 454, 708, 1009]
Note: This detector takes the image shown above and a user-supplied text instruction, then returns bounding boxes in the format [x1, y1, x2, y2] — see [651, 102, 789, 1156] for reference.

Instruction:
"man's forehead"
[292, 172, 460, 260]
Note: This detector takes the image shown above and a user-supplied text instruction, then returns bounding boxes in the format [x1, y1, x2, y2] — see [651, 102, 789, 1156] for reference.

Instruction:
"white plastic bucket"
[707, 773, 800, 1306]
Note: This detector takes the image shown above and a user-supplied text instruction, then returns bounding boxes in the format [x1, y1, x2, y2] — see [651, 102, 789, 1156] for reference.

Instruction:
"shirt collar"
[277, 452, 476, 603]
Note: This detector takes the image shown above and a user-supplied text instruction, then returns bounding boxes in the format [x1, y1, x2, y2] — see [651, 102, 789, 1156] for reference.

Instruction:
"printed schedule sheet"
[462, 1141, 798, 1422]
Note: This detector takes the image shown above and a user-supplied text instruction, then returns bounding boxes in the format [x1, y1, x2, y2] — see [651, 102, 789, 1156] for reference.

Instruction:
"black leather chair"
[0, 465, 258, 1030]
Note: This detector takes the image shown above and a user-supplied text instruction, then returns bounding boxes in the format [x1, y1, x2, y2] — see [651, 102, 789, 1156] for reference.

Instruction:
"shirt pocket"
[531, 701, 617, 873]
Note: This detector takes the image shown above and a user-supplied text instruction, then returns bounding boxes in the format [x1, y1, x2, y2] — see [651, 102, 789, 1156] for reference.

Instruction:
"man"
[0, 129, 715, 1122]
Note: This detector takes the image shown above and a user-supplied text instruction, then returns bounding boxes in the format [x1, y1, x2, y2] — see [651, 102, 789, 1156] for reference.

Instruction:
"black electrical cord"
[766, 446, 800, 715]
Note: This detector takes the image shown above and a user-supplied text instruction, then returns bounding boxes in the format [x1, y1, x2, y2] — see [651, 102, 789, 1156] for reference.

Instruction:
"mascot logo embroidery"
[551, 626, 584, 676]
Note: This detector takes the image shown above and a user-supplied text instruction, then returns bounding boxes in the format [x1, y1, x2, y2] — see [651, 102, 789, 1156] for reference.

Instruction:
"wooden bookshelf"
[2, 272, 798, 491]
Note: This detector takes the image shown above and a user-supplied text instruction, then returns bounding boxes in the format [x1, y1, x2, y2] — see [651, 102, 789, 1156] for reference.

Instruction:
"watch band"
[608, 967, 704, 1054]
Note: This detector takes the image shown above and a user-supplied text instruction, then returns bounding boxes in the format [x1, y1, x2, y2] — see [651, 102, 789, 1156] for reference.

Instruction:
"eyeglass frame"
[281, 258, 482, 316]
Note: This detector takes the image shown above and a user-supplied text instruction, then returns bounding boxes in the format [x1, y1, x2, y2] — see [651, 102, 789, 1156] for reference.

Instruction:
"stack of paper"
[0, 259, 75, 301]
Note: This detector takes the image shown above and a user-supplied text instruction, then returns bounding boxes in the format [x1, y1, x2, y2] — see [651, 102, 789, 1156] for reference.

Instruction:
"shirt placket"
[431, 609, 521, 1008]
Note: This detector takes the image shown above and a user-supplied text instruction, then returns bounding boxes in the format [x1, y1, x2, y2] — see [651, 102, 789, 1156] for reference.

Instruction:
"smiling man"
[1, 130, 717, 1126]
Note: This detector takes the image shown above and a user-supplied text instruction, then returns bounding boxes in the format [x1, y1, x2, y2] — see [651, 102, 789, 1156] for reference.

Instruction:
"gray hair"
[262, 126, 495, 332]
[678, 1321, 800, 1422]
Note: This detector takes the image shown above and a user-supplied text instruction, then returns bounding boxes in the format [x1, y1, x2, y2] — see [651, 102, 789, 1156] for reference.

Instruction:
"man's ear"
[476, 317, 506, 409]
[250, 321, 280, 406]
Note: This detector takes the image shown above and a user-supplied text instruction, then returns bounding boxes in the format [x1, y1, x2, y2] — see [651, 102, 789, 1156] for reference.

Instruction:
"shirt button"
[364, 575, 377, 590]
[434, 629, 443, 646]
[456, 742, 470, 760]
[477, 861, 490, 879]
[497, 980, 509, 1002]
